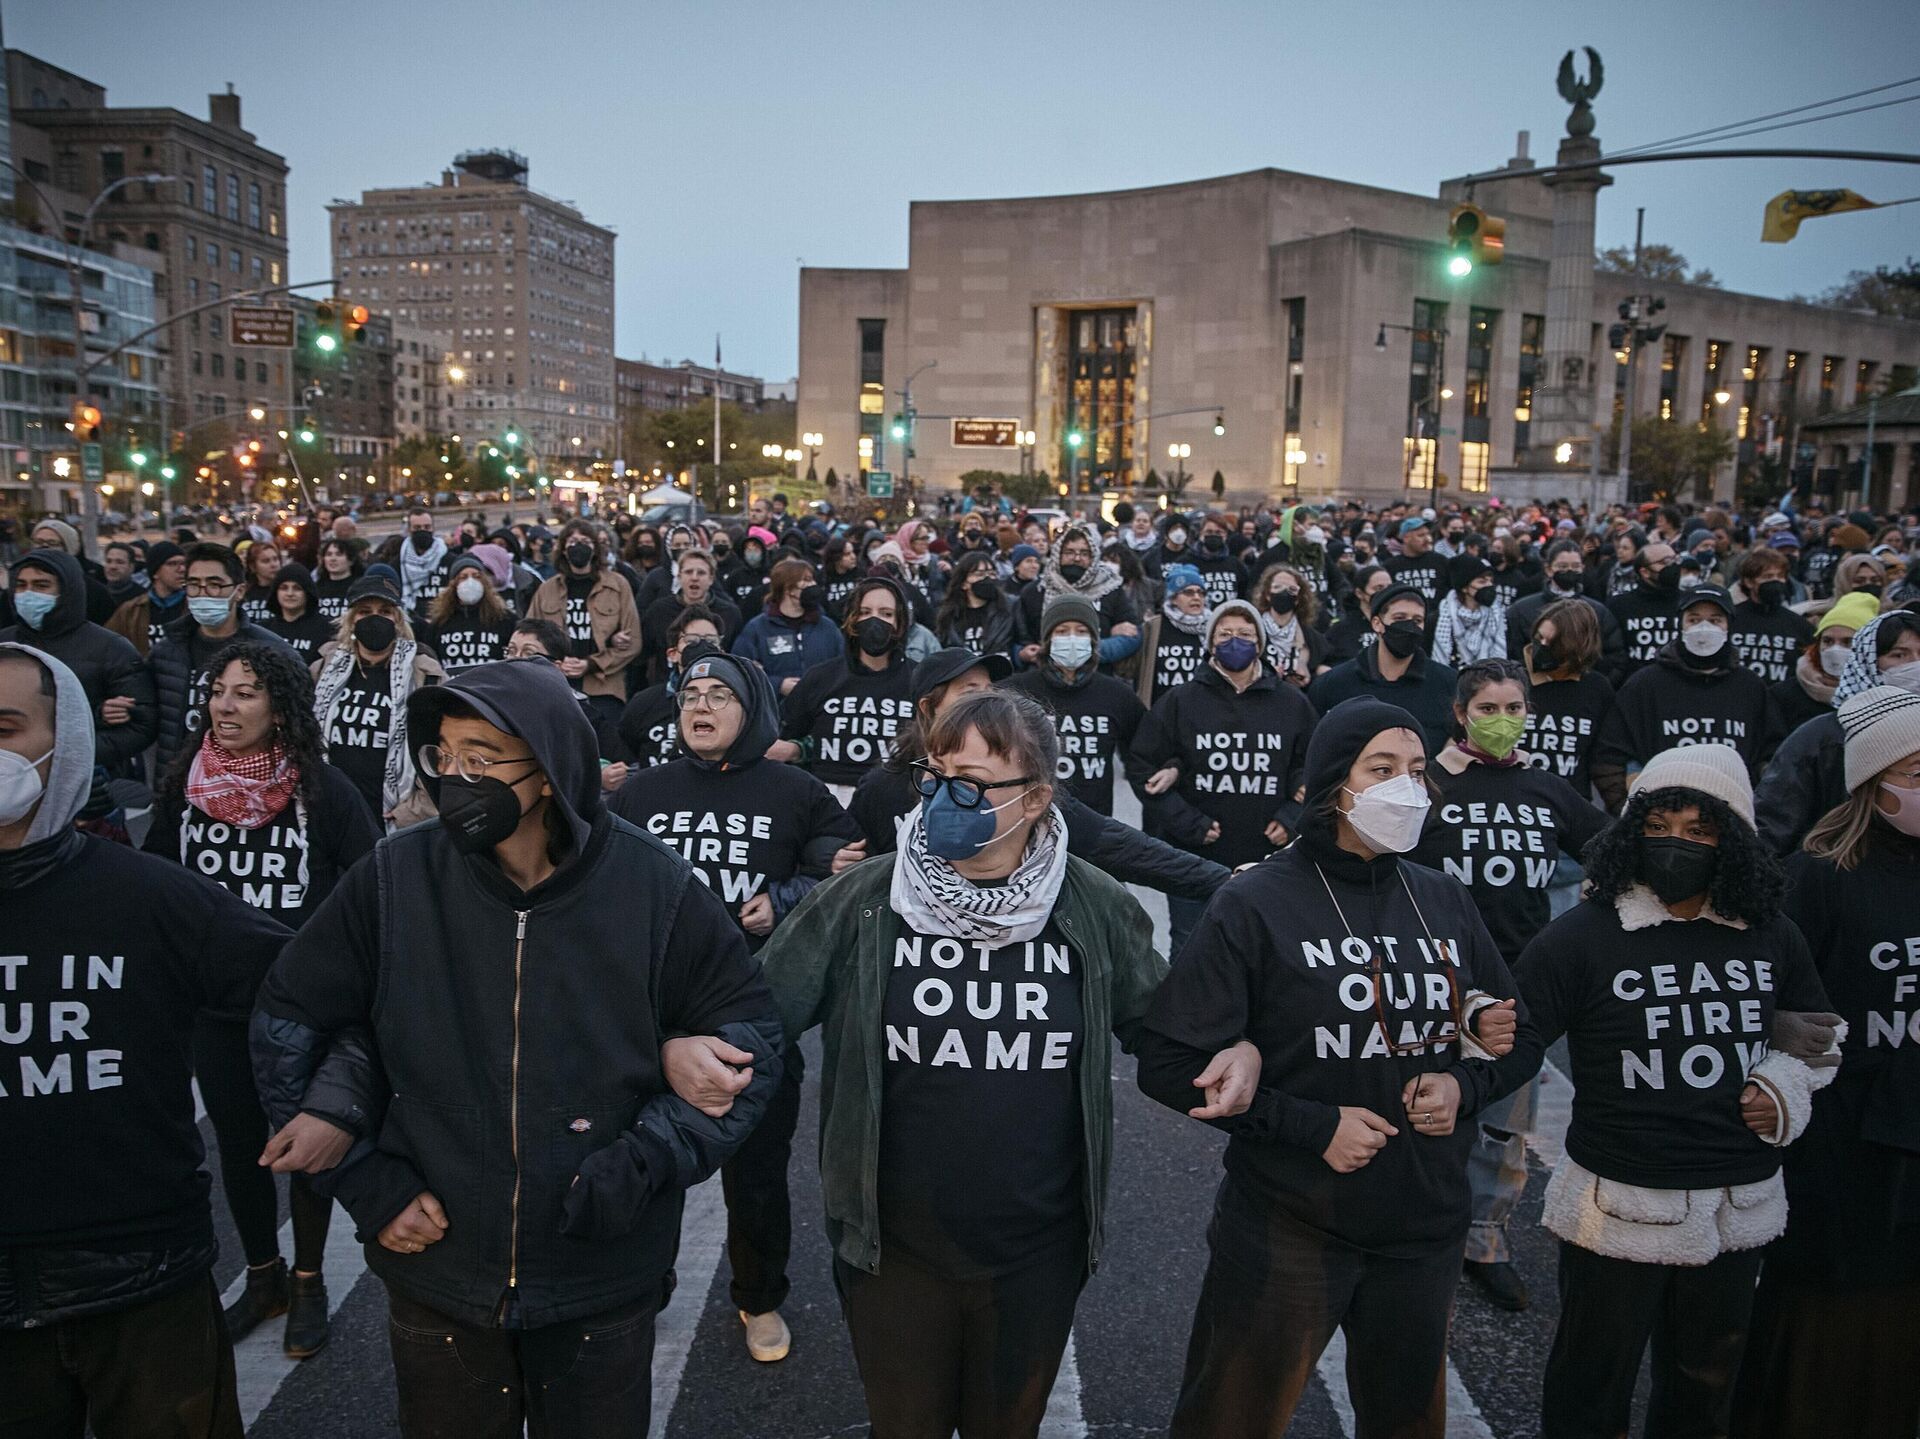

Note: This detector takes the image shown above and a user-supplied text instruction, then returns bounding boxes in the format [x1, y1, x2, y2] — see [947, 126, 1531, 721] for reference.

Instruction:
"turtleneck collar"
[1295, 812, 1399, 887]
[0, 828, 85, 890]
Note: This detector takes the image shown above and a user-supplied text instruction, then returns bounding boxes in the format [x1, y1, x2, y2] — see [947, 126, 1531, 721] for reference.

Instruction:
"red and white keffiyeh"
[186, 737, 299, 829]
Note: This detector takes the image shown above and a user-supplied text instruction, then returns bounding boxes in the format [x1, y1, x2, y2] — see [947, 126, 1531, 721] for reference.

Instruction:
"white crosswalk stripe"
[649, 1174, 729, 1438]
[224, 1201, 368, 1429]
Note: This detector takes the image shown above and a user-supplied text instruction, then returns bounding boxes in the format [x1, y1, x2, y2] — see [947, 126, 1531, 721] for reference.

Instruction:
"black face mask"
[565, 542, 595, 571]
[1857, 582, 1885, 599]
[353, 614, 397, 652]
[1550, 570, 1583, 592]
[799, 584, 827, 611]
[1636, 835, 1719, 905]
[1380, 619, 1424, 659]
[409, 530, 435, 553]
[1756, 580, 1789, 608]
[1058, 563, 1088, 586]
[1201, 534, 1227, 555]
[971, 577, 1001, 603]
[1268, 590, 1298, 617]
[637, 544, 659, 560]
[1642, 565, 1680, 594]
[1533, 639, 1564, 671]
[436, 775, 527, 855]
[855, 617, 897, 656]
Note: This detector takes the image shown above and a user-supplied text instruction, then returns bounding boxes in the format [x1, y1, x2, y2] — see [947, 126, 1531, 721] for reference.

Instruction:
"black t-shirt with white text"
[325, 659, 392, 817]
[1517, 897, 1827, 1189]
[1607, 584, 1683, 677]
[426, 613, 516, 674]
[1522, 670, 1615, 795]
[1147, 621, 1207, 702]
[1004, 667, 1147, 816]
[781, 656, 918, 789]
[879, 915, 1085, 1277]
[1596, 651, 1779, 777]
[1731, 601, 1814, 687]
[618, 684, 680, 768]
[314, 576, 353, 624]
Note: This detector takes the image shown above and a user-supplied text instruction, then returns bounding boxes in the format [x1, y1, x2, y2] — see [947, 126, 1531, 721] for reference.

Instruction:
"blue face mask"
[921, 783, 1031, 862]
[1214, 635, 1259, 673]
[11, 591, 57, 630]
[1049, 633, 1094, 670]
[188, 596, 233, 627]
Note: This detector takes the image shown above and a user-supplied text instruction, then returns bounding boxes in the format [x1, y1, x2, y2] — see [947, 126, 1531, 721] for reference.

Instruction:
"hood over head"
[407, 657, 603, 855]
[271, 561, 317, 614]
[8, 549, 87, 639]
[0, 641, 95, 843]
[678, 651, 779, 767]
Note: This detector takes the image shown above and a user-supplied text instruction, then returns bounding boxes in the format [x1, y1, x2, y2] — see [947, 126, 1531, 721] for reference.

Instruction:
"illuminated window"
[1514, 313, 1543, 458]
[1460, 441, 1489, 493]
[1402, 437, 1438, 490]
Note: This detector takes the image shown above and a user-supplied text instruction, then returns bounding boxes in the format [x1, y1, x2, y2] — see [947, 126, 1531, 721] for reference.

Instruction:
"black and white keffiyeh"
[313, 639, 419, 819]
[890, 802, 1069, 946]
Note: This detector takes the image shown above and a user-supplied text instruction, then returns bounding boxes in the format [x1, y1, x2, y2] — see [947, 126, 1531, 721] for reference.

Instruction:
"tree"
[1210, 470, 1227, 500]
[1796, 258, 1920, 320]
[963, 467, 1055, 509]
[1609, 414, 1736, 502]
[1596, 242, 1720, 288]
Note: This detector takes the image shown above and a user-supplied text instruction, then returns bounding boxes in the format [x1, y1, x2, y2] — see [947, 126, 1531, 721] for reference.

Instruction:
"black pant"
[0, 1273, 241, 1439]
[386, 1290, 657, 1439]
[1170, 1177, 1459, 1439]
[1543, 1240, 1764, 1439]
[721, 1042, 803, 1315]
[192, 1015, 333, 1272]
[833, 1239, 1085, 1439]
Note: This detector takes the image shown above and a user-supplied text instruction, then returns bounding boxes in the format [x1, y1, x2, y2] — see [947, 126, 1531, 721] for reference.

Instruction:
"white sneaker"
[740, 1308, 791, 1363]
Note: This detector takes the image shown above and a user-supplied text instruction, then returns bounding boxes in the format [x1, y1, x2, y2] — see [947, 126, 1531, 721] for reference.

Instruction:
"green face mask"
[1465, 713, 1527, 760]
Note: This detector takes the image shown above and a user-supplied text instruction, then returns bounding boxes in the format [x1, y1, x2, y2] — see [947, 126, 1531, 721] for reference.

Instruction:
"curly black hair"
[1580, 785, 1785, 927]
[157, 641, 326, 817]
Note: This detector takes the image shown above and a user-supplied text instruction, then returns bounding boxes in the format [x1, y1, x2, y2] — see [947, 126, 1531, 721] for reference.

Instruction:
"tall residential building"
[8, 53, 292, 453]
[389, 319, 449, 441]
[330, 150, 616, 461]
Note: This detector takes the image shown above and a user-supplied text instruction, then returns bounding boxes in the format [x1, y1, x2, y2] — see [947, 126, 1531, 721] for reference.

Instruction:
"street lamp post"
[1167, 442, 1191, 494]
[801, 431, 823, 483]
[897, 361, 936, 506]
[8, 164, 175, 555]
[1017, 429, 1036, 478]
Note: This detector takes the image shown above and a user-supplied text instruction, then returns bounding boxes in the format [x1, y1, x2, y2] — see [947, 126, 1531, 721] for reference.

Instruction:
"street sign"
[81, 443, 104, 484]
[951, 418, 1020, 448]
[867, 470, 894, 498]
[229, 305, 297, 348]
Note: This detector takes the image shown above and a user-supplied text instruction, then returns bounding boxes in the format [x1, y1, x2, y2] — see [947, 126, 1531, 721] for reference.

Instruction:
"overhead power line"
[1606, 74, 1920, 160]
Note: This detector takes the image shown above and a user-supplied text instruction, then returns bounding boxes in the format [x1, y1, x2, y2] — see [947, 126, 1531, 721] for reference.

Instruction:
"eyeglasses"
[911, 761, 1036, 810]
[674, 686, 738, 713]
[418, 744, 540, 783]
[184, 578, 236, 596]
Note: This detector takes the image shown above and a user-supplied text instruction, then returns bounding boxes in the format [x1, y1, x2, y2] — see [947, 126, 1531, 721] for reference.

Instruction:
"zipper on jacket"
[507, 909, 529, 1298]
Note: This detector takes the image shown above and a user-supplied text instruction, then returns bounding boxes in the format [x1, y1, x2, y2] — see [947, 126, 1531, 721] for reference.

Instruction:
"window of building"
[207, 242, 220, 270]
[858, 318, 885, 386]
[185, 235, 197, 262]
[187, 278, 199, 301]
[1742, 347, 1771, 439]
[203, 165, 218, 214]
[127, 354, 143, 381]
[1283, 297, 1306, 487]
[226, 173, 240, 222]
[1658, 334, 1686, 421]
[1702, 340, 1728, 425]
[248, 181, 262, 230]
[1460, 441, 1490, 493]
[251, 256, 263, 282]
[100, 149, 124, 185]
[1464, 307, 1496, 441]
[0, 331, 15, 364]
[182, 180, 195, 210]
[230, 248, 241, 275]
[269, 261, 281, 285]
[1403, 299, 1446, 489]
[1784, 351, 1806, 409]
[192, 351, 203, 375]
[1513, 313, 1544, 459]
[255, 361, 267, 384]
[1858, 359, 1879, 399]
[1065, 308, 1141, 489]
[211, 353, 225, 379]
[1821, 356, 1840, 413]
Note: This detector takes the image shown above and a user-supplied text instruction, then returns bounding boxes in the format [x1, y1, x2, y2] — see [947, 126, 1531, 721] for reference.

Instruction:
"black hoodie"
[780, 648, 919, 788]
[1135, 699, 1540, 1255]
[253, 658, 785, 1329]
[260, 561, 335, 666]
[1004, 660, 1149, 816]
[610, 653, 858, 949]
[1594, 638, 1783, 794]
[0, 549, 156, 768]
[1606, 578, 1684, 677]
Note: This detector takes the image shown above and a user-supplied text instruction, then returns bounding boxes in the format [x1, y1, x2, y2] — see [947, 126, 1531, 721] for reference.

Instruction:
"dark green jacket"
[762, 851, 1167, 1276]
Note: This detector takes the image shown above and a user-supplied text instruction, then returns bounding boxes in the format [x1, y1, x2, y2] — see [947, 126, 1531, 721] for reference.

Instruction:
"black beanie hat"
[1446, 553, 1491, 593]
[1301, 696, 1428, 805]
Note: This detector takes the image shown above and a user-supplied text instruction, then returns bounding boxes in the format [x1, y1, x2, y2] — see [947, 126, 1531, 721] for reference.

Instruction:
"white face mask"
[1304, 526, 1327, 545]
[0, 746, 52, 827]
[1682, 621, 1728, 657]
[1342, 772, 1431, 854]
[455, 577, 485, 606]
[1882, 659, 1920, 697]
[1818, 643, 1852, 678]
[1167, 529, 1188, 548]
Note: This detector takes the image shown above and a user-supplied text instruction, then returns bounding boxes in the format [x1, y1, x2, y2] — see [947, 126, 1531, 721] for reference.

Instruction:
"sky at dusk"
[12, 0, 1918, 381]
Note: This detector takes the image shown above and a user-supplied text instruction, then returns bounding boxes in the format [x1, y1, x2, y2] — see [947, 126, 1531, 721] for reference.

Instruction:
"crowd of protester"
[0, 478, 1914, 1438]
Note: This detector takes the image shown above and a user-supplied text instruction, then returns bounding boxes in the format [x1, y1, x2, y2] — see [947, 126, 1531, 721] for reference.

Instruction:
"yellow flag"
[1762, 189, 1879, 243]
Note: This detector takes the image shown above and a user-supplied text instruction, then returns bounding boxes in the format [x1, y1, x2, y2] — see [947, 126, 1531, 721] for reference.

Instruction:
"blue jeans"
[1464, 1076, 1539, 1264]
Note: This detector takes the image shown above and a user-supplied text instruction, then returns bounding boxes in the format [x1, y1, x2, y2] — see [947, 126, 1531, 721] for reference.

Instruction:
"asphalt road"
[212, 791, 1594, 1439]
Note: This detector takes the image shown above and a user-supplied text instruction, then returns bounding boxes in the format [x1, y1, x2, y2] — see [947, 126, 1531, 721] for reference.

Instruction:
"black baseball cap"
[909, 646, 1013, 704]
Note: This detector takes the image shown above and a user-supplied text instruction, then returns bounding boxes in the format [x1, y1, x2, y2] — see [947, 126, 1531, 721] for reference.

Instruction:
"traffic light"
[71, 402, 102, 441]
[503, 428, 520, 446]
[889, 414, 908, 441]
[344, 304, 370, 344]
[312, 301, 340, 353]
[1212, 413, 1227, 437]
[1446, 204, 1505, 276]
[1066, 428, 1085, 450]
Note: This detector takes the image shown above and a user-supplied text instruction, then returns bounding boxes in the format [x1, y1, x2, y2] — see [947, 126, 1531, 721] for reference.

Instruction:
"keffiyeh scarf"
[313, 640, 420, 819]
[185, 737, 299, 828]
[891, 803, 1069, 946]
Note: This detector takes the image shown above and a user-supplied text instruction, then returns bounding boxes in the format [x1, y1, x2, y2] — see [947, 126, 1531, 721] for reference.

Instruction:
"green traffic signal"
[889, 415, 907, 441]
[159, 464, 176, 480]
[297, 427, 316, 445]
[503, 429, 520, 446]
[314, 332, 338, 353]
[130, 451, 148, 468]
[1066, 429, 1085, 449]
[1448, 254, 1473, 278]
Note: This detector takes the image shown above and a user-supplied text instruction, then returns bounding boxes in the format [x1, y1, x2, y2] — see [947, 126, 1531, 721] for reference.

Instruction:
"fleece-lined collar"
[1613, 882, 1746, 932]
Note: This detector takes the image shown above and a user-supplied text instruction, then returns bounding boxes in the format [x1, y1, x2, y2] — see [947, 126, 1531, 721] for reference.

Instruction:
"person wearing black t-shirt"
[1730, 547, 1814, 687]
[1004, 593, 1148, 816]
[144, 641, 378, 1360]
[638, 548, 743, 683]
[311, 573, 444, 827]
[1137, 696, 1539, 1439]
[1135, 562, 1212, 707]
[619, 605, 722, 771]
[1188, 513, 1246, 609]
[1412, 658, 1608, 1312]
[260, 563, 333, 668]
[610, 652, 856, 1366]
[1734, 686, 1920, 1439]
[1308, 584, 1459, 754]
[776, 577, 918, 797]
[1606, 541, 1683, 678]
[763, 688, 1252, 1435]
[1520, 596, 1616, 796]
[1322, 563, 1391, 666]
[238, 540, 281, 626]
[1593, 585, 1783, 813]
[1517, 745, 1833, 1439]
[419, 556, 516, 674]
[1506, 539, 1628, 685]
[1386, 516, 1447, 634]
[933, 550, 1018, 656]
[312, 537, 361, 624]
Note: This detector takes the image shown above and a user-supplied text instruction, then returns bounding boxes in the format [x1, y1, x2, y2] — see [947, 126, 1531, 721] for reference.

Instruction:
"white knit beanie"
[1629, 744, 1755, 826]
[1837, 685, 1920, 791]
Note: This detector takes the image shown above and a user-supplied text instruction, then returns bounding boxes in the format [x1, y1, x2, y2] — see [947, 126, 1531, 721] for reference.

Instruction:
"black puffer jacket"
[252, 658, 785, 1329]
[0, 549, 156, 767]
[147, 616, 290, 774]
